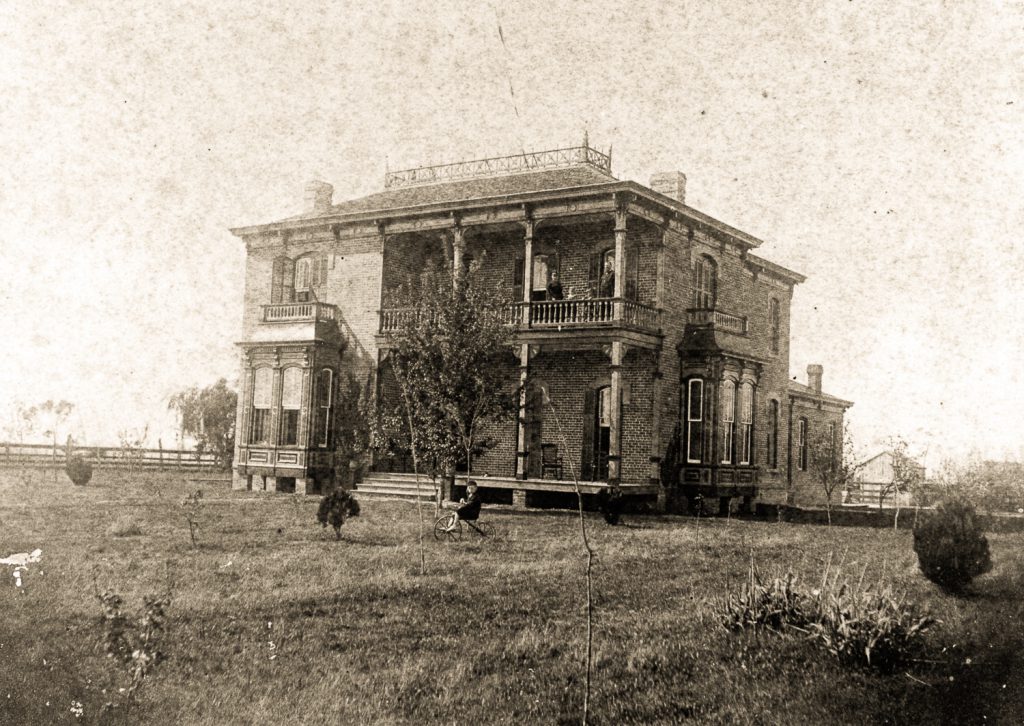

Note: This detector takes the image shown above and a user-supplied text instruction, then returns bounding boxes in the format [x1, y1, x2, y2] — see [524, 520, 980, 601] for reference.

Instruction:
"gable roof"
[787, 380, 853, 407]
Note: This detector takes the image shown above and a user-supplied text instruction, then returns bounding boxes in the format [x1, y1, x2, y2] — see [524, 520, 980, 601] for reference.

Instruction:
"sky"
[1, 0, 1022, 468]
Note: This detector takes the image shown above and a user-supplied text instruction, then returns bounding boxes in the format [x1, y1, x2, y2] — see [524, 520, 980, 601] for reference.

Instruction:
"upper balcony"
[248, 301, 341, 344]
[685, 308, 748, 335]
[379, 297, 661, 347]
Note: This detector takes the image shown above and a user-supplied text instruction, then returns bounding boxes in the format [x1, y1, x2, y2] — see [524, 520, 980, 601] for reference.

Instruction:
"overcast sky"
[1, 1, 1021, 466]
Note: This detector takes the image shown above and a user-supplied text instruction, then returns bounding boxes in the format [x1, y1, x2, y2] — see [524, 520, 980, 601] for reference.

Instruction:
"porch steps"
[354, 473, 439, 501]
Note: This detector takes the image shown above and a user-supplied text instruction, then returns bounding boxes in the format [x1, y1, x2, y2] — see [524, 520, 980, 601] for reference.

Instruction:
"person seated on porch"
[597, 484, 624, 525]
[546, 271, 564, 301]
[444, 481, 481, 530]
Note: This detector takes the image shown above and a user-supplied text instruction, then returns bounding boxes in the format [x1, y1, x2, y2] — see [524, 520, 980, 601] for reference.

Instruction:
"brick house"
[228, 142, 851, 510]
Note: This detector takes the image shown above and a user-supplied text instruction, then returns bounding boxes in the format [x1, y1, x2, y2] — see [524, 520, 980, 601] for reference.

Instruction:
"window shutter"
[271, 257, 285, 304]
[283, 258, 296, 302]
[581, 388, 596, 481]
[588, 253, 601, 296]
[311, 257, 321, 288]
[625, 246, 639, 301]
[320, 255, 329, 285]
[513, 256, 525, 301]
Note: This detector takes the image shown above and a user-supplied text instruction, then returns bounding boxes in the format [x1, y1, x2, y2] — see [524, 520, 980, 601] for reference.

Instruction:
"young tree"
[381, 259, 520, 493]
[808, 428, 861, 526]
[118, 426, 149, 481]
[372, 258, 520, 573]
[888, 437, 924, 530]
[34, 400, 74, 483]
[168, 379, 238, 469]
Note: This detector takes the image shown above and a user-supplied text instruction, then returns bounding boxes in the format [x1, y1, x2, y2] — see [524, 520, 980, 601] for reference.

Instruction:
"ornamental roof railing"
[384, 144, 613, 189]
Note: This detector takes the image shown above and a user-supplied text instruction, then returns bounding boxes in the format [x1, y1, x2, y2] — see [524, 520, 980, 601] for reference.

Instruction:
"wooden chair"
[541, 443, 563, 480]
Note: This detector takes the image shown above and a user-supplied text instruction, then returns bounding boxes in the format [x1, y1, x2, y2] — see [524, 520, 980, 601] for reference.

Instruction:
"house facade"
[228, 142, 851, 510]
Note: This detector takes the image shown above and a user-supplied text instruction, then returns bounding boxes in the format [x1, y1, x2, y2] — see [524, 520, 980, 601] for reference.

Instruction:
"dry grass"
[0, 469, 1022, 724]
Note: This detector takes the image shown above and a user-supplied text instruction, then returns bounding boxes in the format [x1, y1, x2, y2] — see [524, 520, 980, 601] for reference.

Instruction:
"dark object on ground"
[913, 496, 992, 593]
[317, 489, 360, 540]
[65, 455, 93, 486]
[597, 486, 623, 525]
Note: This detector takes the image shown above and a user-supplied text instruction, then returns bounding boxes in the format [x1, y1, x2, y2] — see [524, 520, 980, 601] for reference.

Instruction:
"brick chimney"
[807, 364, 823, 394]
[304, 180, 334, 214]
[649, 171, 687, 204]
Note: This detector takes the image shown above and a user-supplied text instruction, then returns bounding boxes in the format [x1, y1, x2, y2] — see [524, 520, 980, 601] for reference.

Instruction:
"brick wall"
[787, 398, 846, 506]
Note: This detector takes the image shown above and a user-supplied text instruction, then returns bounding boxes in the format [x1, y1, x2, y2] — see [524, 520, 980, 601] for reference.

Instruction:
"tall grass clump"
[722, 556, 934, 671]
[913, 496, 992, 594]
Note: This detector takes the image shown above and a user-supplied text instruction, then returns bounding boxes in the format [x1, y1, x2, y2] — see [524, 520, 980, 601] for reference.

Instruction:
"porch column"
[452, 224, 465, 290]
[613, 207, 627, 320]
[608, 341, 623, 485]
[515, 343, 530, 480]
[521, 218, 534, 324]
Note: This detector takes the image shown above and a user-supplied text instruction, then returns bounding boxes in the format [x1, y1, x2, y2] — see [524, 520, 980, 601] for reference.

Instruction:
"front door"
[595, 386, 611, 480]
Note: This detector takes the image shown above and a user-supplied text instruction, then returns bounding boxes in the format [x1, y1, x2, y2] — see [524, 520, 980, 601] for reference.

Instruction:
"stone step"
[354, 478, 438, 501]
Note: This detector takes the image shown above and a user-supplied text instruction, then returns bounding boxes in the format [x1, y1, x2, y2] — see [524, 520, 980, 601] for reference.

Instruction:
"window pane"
[282, 368, 302, 410]
[250, 408, 270, 444]
[280, 410, 299, 446]
[253, 368, 272, 408]
[318, 369, 333, 407]
[598, 387, 612, 427]
[687, 380, 702, 422]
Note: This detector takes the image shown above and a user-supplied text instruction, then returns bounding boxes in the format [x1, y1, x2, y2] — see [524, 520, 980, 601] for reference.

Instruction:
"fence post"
[158, 438, 163, 466]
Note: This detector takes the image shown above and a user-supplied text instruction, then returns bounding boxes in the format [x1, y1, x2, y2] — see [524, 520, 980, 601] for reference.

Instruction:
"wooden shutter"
[513, 256, 525, 301]
[320, 255, 329, 284]
[311, 257, 321, 288]
[625, 246, 639, 301]
[588, 253, 601, 296]
[283, 258, 295, 302]
[271, 257, 285, 303]
[580, 388, 596, 481]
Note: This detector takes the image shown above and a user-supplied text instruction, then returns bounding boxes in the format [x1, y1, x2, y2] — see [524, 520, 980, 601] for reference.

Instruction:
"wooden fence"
[0, 441, 222, 471]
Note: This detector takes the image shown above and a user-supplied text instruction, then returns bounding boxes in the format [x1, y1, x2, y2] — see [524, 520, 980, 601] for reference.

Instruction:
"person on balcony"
[546, 272, 564, 301]
[599, 257, 615, 298]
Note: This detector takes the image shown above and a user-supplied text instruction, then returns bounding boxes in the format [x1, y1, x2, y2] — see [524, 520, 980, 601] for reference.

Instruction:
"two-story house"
[228, 142, 851, 511]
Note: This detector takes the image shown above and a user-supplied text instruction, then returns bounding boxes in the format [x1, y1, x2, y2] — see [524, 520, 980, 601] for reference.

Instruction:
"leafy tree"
[808, 428, 861, 526]
[382, 259, 519, 488]
[168, 379, 238, 469]
[333, 372, 373, 486]
[913, 496, 992, 594]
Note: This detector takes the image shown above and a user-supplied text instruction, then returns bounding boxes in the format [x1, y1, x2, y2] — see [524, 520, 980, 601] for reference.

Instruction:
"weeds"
[181, 489, 204, 547]
[95, 588, 171, 704]
[722, 554, 935, 671]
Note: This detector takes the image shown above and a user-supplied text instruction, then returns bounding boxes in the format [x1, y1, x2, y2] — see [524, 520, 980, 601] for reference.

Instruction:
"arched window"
[294, 254, 329, 302]
[766, 399, 779, 468]
[685, 379, 704, 464]
[720, 380, 736, 464]
[769, 298, 780, 354]
[797, 417, 808, 471]
[316, 368, 333, 448]
[279, 367, 303, 446]
[694, 255, 717, 309]
[739, 383, 753, 465]
[250, 368, 273, 444]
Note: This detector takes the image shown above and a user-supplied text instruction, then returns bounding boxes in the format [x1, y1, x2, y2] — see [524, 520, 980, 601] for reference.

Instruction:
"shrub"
[721, 558, 934, 671]
[913, 496, 992, 593]
[108, 515, 142, 537]
[317, 488, 360, 540]
[65, 455, 93, 486]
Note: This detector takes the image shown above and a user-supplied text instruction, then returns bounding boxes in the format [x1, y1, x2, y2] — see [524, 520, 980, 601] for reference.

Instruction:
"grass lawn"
[1, 469, 1022, 725]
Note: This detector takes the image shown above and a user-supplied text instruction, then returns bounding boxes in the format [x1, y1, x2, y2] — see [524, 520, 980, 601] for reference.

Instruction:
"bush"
[721, 558, 934, 671]
[108, 515, 142, 537]
[913, 496, 992, 593]
[65, 455, 93, 486]
[317, 488, 360, 540]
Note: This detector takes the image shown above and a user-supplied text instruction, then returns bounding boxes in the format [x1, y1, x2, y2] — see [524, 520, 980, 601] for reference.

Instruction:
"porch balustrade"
[379, 298, 661, 334]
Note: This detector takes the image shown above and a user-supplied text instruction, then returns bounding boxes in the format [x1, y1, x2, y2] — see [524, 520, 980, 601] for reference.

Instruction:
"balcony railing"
[686, 308, 748, 335]
[380, 298, 661, 334]
[262, 302, 338, 323]
[384, 144, 613, 189]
